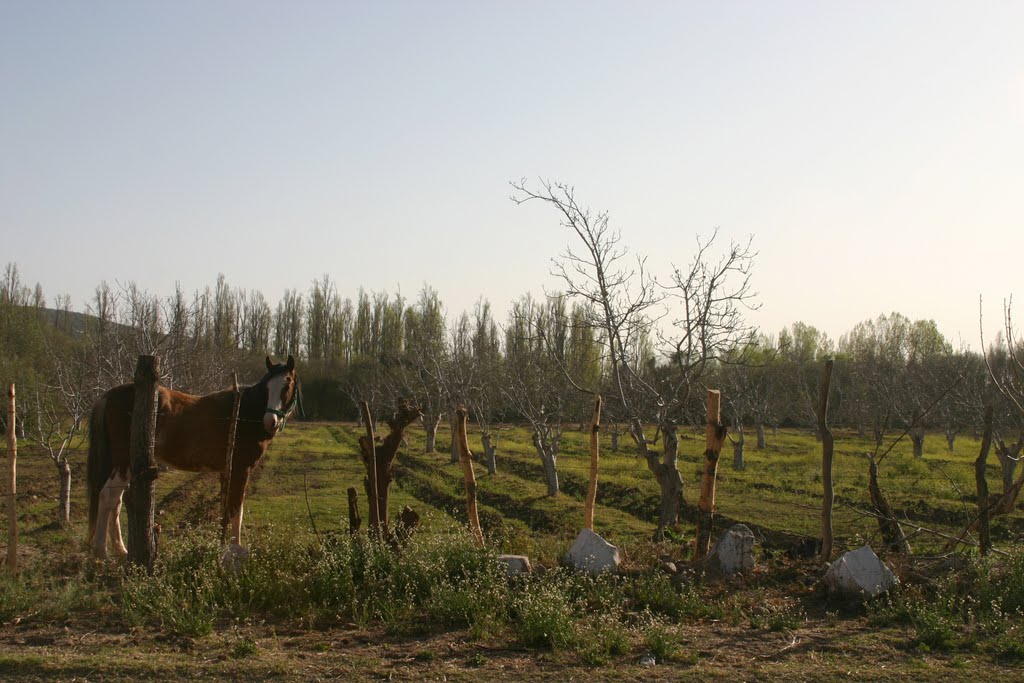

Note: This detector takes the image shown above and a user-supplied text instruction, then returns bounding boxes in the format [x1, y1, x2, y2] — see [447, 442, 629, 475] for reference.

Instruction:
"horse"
[86, 355, 299, 558]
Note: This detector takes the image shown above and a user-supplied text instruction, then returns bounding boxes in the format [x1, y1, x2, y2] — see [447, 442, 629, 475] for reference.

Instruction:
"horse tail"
[87, 394, 111, 541]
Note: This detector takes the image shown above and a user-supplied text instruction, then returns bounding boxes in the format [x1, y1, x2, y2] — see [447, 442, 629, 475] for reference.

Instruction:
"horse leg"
[107, 486, 128, 558]
[92, 470, 130, 558]
[225, 466, 251, 547]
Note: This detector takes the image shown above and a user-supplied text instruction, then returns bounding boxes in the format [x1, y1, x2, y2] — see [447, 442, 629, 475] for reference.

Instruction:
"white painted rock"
[497, 554, 532, 576]
[220, 543, 250, 573]
[566, 528, 620, 574]
[701, 524, 755, 577]
[823, 545, 897, 599]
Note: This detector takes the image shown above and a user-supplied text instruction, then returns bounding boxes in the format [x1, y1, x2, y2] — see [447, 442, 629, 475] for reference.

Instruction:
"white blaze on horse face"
[263, 372, 290, 434]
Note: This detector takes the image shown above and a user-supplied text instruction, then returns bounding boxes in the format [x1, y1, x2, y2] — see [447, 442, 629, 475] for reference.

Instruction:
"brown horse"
[87, 355, 299, 558]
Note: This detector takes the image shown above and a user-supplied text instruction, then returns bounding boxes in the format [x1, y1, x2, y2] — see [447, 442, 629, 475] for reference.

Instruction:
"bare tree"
[511, 179, 758, 535]
[502, 294, 571, 497]
[400, 286, 447, 454]
[30, 345, 92, 526]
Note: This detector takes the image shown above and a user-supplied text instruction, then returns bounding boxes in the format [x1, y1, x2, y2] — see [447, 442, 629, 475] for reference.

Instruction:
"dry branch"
[5, 383, 16, 574]
[818, 359, 835, 562]
[221, 372, 241, 544]
[976, 406, 994, 555]
[359, 400, 380, 532]
[454, 407, 483, 545]
[585, 395, 602, 530]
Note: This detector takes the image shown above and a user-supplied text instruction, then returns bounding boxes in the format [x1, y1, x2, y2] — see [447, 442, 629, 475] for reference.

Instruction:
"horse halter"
[263, 368, 304, 433]
[265, 390, 302, 430]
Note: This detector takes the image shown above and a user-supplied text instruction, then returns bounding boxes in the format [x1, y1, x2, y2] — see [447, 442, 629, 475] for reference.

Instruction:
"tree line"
[2, 178, 1023, 536]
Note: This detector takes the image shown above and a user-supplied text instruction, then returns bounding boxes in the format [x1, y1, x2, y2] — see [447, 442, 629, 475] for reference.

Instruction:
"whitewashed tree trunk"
[481, 433, 497, 475]
[423, 412, 441, 453]
[911, 427, 925, 458]
[57, 459, 71, 526]
[643, 424, 682, 536]
[532, 431, 559, 497]
[732, 422, 745, 470]
[996, 438, 1024, 494]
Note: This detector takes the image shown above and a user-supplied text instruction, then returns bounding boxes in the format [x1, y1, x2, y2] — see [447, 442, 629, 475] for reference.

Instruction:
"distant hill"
[38, 307, 94, 338]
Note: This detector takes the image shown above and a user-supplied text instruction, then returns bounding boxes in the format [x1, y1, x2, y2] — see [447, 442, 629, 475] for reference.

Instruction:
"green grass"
[5, 420, 1024, 676]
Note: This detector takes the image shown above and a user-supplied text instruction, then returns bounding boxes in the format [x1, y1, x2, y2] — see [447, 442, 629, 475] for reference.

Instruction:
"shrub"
[511, 572, 578, 649]
[644, 620, 680, 663]
[625, 574, 722, 621]
[577, 609, 632, 665]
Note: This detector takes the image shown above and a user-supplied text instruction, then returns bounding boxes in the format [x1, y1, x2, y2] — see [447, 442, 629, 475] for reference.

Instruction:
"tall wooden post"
[221, 372, 241, 544]
[975, 406, 995, 556]
[818, 359, 835, 562]
[359, 401, 380, 532]
[347, 487, 361, 535]
[695, 389, 726, 559]
[126, 355, 161, 573]
[584, 395, 602, 531]
[455, 407, 483, 545]
[5, 383, 17, 574]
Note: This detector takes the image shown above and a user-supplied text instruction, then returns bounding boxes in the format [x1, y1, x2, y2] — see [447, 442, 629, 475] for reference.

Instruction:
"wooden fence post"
[347, 487, 361, 535]
[584, 395, 602, 531]
[818, 359, 835, 562]
[221, 372, 241, 545]
[695, 389, 726, 559]
[976, 406, 994, 556]
[359, 401, 381, 533]
[454, 407, 483, 545]
[126, 355, 161, 573]
[5, 383, 17, 574]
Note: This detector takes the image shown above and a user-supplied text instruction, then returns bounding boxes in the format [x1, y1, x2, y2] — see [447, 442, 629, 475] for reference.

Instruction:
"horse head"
[262, 354, 300, 435]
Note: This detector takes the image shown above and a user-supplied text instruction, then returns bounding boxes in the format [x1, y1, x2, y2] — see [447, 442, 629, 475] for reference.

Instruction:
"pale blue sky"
[2, 2, 1021, 347]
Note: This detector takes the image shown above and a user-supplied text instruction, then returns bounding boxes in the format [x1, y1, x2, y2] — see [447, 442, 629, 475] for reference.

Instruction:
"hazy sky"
[2, 2, 1021, 348]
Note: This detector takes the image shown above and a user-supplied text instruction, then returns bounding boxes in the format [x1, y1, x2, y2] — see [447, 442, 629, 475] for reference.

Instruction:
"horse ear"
[287, 355, 295, 371]
[266, 355, 274, 370]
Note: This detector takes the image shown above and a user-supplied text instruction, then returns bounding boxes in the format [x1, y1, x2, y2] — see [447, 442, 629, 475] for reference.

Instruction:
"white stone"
[497, 554, 532, 576]
[220, 543, 250, 573]
[701, 524, 755, 577]
[823, 545, 897, 599]
[566, 528, 620, 574]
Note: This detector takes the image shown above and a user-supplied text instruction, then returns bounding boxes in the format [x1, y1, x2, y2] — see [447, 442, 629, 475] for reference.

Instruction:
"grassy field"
[2, 421, 1024, 681]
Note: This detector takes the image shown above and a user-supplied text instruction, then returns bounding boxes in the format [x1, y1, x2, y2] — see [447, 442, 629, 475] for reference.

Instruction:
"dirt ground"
[1, 610, 1019, 682]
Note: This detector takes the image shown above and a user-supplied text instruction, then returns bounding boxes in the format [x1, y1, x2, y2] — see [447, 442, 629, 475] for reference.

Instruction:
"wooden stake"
[221, 372, 241, 544]
[976, 406, 994, 556]
[584, 395, 602, 531]
[695, 389, 726, 559]
[126, 355, 161, 573]
[6, 383, 17, 574]
[359, 401, 380, 532]
[454, 407, 483, 545]
[818, 359, 835, 562]
[347, 487, 361, 535]
[868, 455, 911, 553]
